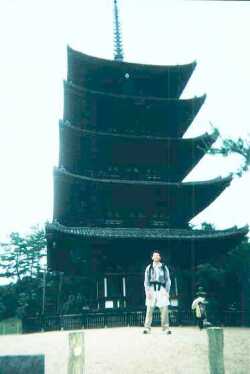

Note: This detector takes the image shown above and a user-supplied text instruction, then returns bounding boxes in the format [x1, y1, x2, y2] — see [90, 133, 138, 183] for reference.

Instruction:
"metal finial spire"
[113, 0, 124, 61]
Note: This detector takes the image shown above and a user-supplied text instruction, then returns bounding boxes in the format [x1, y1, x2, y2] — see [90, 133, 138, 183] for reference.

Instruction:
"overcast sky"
[0, 0, 249, 240]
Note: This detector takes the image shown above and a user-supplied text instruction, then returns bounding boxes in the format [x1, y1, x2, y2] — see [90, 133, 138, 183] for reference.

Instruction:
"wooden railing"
[22, 309, 249, 334]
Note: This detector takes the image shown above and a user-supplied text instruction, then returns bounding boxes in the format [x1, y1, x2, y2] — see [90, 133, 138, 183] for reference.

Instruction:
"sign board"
[0, 318, 22, 335]
[105, 300, 114, 309]
[0, 355, 44, 374]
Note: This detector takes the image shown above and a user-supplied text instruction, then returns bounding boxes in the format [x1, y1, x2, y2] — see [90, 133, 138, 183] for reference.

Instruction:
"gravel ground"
[0, 327, 250, 373]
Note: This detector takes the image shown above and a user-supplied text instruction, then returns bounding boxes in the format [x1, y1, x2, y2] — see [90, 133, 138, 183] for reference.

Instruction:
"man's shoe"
[143, 328, 151, 334]
[162, 328, 172, 335]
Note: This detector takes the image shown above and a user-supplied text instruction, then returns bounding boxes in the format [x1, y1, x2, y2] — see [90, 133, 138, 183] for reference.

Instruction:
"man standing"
[143, 251, 172, 334]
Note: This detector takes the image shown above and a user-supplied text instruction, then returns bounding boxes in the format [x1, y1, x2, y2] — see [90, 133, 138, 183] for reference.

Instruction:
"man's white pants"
[144, 286, 170, 329]
[144, 305, 169, 329]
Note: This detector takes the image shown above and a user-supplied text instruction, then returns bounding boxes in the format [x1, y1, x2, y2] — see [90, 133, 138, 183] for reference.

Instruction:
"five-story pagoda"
[46, 2, 248, 311]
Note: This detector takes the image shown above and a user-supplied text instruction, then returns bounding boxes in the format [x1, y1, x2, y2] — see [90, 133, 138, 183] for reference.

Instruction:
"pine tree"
[0, 226, 46, 281]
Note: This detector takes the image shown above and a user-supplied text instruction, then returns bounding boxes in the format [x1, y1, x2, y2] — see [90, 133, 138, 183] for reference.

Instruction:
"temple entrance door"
[97, 273, 127, 309]
[96, 272, 145, 310]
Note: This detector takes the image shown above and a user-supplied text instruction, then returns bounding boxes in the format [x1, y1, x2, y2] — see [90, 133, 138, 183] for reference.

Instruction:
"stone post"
[207, 327, 225, 374]
[67, 331, 85, 374]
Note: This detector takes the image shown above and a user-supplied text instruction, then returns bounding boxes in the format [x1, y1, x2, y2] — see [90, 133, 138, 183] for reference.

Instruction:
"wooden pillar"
[57, 272, 64, 314]
[67, 331, 85, 374]
[42, 271, 46, 315]
[207, 327, 225, 374]
[240, 284, 245, 326]
[191, 241, 196, 299]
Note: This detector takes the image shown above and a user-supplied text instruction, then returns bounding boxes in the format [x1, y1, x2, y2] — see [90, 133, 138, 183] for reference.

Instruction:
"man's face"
[152, 252, 161, 263]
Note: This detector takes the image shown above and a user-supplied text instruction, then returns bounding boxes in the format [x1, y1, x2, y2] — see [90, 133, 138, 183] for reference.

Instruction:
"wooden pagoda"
[46, 46, 248, 310]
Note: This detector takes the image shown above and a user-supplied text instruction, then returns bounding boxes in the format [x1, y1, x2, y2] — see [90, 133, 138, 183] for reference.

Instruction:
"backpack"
[148, 263, 167, 284]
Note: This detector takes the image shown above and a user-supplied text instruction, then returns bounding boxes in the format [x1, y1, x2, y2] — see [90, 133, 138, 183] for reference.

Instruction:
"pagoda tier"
[67, 46, 197, 98]
[63, 81, 205, 138]
[46, 222, 249, 274]
[59, 121, 218, 182]
[53, 167, 232, 228]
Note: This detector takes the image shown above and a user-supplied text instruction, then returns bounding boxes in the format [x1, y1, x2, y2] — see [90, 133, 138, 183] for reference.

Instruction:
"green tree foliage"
[0, 284, 18, 320]
[196, 263, 226, 295]
[0, 226, 84, 320]
[195, 239, 250, 322]
[225, 240, 250, 323]
[208, 130, 250, 177]
[0, 226, 47, 320]
[0, 234, 27, 280]
[200, 222, 216, 231]
[0, 225, 46, 281]
[189, 222, 216, 231]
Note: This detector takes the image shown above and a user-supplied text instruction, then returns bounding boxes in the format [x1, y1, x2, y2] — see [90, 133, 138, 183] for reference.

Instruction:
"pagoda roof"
[46, 222, 248, 270]
[67, 46, 196, 99]
[46, 222, 248, 274]
[63, 81, 206, 138]
[47, 221, 248, 241]
[55, 166, 232, 187]
[53, 167, 233, 228]
[59, 122, 218, 182]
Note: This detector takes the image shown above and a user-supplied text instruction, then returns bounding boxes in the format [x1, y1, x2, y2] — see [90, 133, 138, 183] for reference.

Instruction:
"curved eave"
[60, 122, 218, 182]
[67, 46, 197, 73]
[67, 46, 196, 99]
[63, 81, 206, 138]
[64, 79, 203, 103]
[53, 167, 233, 226]
[61, 119, 217, 143]
[54, 166, 232, 188]
[46, 222, 249, 240]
